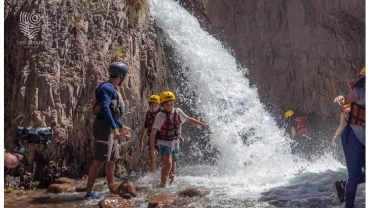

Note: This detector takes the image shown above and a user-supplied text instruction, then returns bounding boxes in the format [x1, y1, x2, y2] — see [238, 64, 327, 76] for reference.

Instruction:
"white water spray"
[148, 0, 343, 197]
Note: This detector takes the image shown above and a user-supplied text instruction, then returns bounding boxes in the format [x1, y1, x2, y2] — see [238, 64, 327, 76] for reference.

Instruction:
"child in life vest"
[139, 94, 161, 172]
[149, 91, 209, 187]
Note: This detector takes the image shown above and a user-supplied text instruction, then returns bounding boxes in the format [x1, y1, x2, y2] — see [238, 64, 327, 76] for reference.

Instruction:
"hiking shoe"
[333, 181, 345, 204]
[85, 192, 102, 200]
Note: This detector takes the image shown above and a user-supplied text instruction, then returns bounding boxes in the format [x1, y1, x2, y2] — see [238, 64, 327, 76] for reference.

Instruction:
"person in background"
[284, 110, 319, 160]
[333, 68, 365, 207]
[85, 62, 132, 199]
[149, 91, 209, 187]
[139, 94, 161, 172]
[284, 110, 308, 140]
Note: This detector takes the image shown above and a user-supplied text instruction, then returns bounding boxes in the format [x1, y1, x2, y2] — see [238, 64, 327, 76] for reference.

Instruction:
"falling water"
[146, 0, 344, 203]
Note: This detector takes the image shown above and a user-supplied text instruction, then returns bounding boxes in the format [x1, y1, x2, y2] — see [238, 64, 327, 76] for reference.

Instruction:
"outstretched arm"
[334, 90, 360, 105]
[186, 117, 209, 129]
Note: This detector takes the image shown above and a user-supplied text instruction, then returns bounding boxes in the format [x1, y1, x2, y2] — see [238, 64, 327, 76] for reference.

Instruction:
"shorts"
[93, 119, 119, 161]
[158, 145, 178, 161]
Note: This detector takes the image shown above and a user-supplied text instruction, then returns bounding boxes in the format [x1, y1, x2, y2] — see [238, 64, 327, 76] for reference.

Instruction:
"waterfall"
[148, 0, 343, 197]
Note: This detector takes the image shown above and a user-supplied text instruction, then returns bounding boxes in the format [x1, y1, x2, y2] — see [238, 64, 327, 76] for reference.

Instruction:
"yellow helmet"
[358, 67, 365, 77]
[148, 94, 160, 104]
[160, 91, 175, 104]
[284, 110, 295, 119]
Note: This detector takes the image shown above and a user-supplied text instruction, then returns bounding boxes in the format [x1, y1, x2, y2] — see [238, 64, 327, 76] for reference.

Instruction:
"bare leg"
[169, 160, 176, 185]
[161, 156, 172, 187]
[105, 160, 116, 185]
[86, 160, 105, 194]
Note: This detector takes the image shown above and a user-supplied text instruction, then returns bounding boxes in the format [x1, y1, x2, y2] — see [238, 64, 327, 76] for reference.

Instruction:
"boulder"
[148, 194, 176, 208]
[116, 181, 137, 198]
[98, 196, 131, 208]
[47, 183, 75, 193]
[178, 188, 204, 197]
[55, 177, 75, 184]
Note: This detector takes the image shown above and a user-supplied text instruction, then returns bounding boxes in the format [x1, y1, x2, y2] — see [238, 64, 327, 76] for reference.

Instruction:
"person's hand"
[180, 136, 185, 143]
[13, 153, 23, 161]
[334, 95, 345, 104]
[5, 152, 24, 168]
[150, 149, 158, 158]
[201, 123, 209, 129]
[330, 137, 337, 147]
[112, 128, 121, 140]
[120, 126, 131, 137]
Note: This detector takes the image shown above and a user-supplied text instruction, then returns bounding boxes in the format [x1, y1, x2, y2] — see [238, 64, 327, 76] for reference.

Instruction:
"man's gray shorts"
[93, 119, 119, 161]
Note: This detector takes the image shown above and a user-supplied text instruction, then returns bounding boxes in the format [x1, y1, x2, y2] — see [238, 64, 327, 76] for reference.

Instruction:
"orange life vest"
[158, 109, 181, 141]
[295, 116, 308, 136]
[348, 103, 365, 127]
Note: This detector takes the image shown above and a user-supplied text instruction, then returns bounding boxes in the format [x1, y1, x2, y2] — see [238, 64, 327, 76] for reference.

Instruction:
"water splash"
[148, 0, 343, 197]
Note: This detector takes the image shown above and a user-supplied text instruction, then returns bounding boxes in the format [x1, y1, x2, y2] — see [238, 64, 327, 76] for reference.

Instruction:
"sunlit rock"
[148, 194, 176, 208]
[116, 181, 137, 198]
[55, 177, 75, 184]
[47, 183, 75, 193]
[98, 196, 131, 208]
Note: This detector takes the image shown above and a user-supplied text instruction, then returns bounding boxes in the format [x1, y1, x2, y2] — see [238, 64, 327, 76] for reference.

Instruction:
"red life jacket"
[348, 103, 365, 127]
[295, 116, 308, 136]
[158, 109, 181, 141]
[144, 109, 160, 136]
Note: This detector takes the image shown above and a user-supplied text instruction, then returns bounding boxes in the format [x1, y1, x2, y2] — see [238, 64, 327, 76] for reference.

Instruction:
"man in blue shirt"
[85, 62, 131, 199]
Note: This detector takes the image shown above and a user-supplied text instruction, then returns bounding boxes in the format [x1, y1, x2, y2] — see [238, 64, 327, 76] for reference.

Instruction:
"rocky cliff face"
[4, 0, 175, 188]
[5, 0, 365, 188]
[179, 0, 365, 132]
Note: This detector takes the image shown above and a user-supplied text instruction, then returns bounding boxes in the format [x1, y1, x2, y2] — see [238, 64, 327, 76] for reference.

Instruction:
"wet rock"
[75, 185, 87, 192]
[116, 181, 137, 198]
[178, 188, 204, 197]
[47, 183, 75, 193]
[148, 194, 176, 208]
[108, 182, 123, 194]
[98, 196, 131, 208]
[4, 198, 16, 206]
[55, 177, 75, 184]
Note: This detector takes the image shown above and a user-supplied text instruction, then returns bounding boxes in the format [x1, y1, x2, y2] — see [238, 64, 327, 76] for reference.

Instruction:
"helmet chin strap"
[118, 79, 124, 86]
[118, 75, 125, 86]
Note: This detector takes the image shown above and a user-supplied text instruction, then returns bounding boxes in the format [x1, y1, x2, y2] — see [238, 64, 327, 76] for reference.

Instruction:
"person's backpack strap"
[92, 81, 109, 115]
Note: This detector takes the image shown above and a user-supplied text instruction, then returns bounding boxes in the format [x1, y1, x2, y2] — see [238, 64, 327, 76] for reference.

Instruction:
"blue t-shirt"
[96, 82, 123, 129]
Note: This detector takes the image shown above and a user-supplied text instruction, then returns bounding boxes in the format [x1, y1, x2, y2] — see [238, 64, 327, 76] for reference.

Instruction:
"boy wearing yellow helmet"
[149, 91, 209, 187]
[139, 94, 161, 172]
